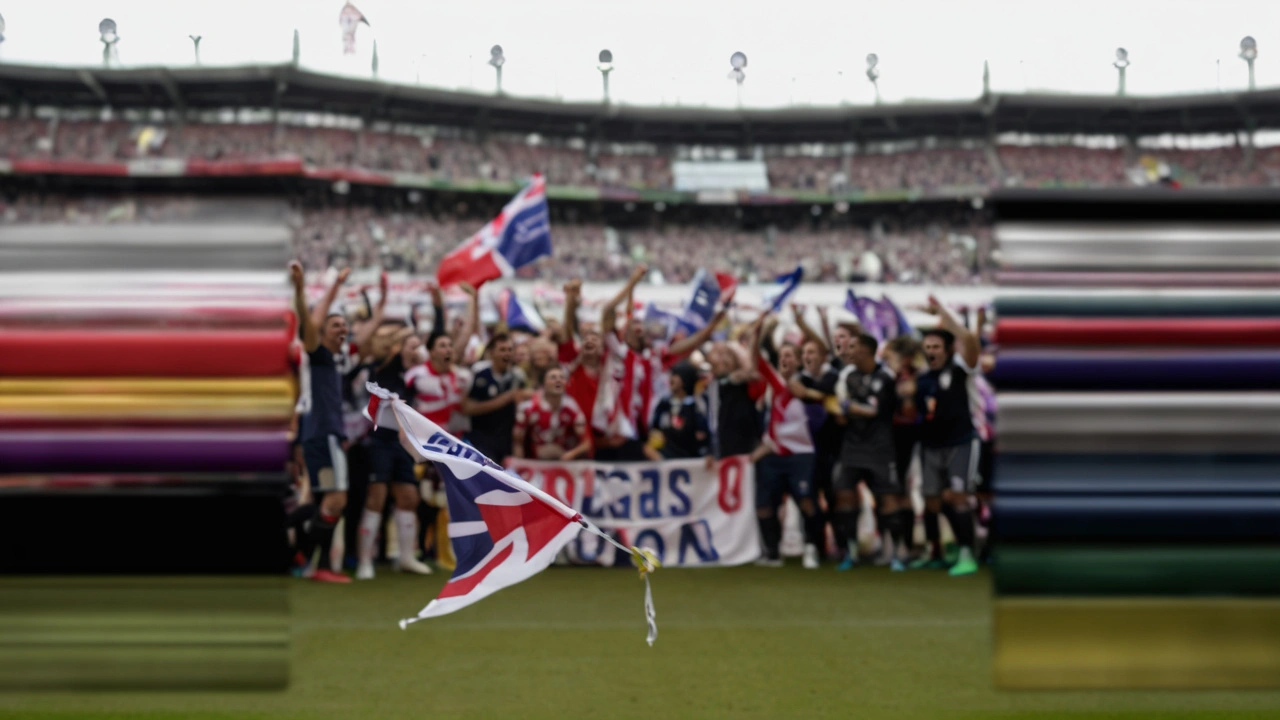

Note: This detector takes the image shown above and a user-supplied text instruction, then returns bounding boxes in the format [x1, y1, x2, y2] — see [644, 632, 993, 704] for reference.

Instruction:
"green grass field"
[3, 565, 1280, 720]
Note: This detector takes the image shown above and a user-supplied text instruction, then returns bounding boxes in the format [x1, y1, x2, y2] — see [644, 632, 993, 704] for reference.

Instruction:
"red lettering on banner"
[541, 466, 576, 509]
[718, 458, 743, 513]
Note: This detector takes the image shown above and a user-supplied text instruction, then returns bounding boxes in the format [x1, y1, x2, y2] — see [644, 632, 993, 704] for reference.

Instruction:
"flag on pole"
[338, 2, 370, 55]
[364, 383, 660, 644]
[497, 289, 545, 334]
[437, 175, 552, 289]
[762, 266, 804, 313]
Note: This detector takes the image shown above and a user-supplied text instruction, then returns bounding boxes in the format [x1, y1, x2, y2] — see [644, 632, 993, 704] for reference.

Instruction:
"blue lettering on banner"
[575, 531, 606, 564]
[581, 469, 608, 519]
[638, 469, 662, 518]
[634, 529, 665, 565]
[678, 519, 720, 564]
[667, 469, 692, 517]
[606, 469, 632, 520]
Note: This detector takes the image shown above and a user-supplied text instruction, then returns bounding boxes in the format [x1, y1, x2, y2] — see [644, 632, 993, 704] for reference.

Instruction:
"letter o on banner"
[718, 457, 743, 514]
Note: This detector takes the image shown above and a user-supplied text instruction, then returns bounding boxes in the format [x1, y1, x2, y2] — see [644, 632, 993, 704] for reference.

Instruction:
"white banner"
[505, 456, 760, 568]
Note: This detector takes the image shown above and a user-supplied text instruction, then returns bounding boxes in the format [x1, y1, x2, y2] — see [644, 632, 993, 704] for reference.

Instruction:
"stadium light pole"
[189, 35, 202, 65]
[598, 49, 613, 104]
[371, 39, 379, 79]
[728, 51, 747, 107]
[866, 53, 880, 104]
[1113, 47, 1130, 96]
[1240, 36, 1258, 91]
[0, 13, 7, 48]
[99, 18, 119, 68]
[489, 45, 505, 94]
[292, 29, 300, 66]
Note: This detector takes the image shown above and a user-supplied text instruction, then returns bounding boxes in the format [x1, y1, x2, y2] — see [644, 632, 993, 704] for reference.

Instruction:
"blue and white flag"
[642, 302, 680, 342]
[498, 289, 545, 334]
[678, 269, 722, 334]
[762, 266, 803, 313]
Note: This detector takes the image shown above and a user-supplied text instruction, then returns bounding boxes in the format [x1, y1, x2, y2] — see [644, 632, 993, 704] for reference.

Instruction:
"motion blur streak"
[990, 189, 1280, 689]
[0, 200, 293, 690]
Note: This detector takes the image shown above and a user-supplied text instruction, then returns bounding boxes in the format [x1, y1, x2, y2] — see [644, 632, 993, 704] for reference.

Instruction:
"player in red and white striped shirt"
[592, 264, 721, 461]
[404, 333, 471, 436]
[513, 366, 591, 461]
[751, 332, 824, 569]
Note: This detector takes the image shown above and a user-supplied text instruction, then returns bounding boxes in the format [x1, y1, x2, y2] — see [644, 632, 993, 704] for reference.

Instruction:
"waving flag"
[338, 2, 370, 55]
[881, 293, 915, 338]
[642, 302, 679, 342]
[714, 272, 739, 305]
[364, 383, 660, 644]
[762, 266, 803, 313]
[497, 289, 545, 333]
[844, 289, 880, 338]
[437, 175, 552, 289]
[677, 269, 722, 335]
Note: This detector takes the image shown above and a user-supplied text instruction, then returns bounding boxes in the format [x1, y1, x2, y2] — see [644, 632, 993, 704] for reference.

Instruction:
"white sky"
[2, 0, 1279, 108]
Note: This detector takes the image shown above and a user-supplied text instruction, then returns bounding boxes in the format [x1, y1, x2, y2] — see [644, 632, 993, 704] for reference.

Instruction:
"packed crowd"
[0, 193, 996, 285]
[1, 117, 1275, 191]
[288, 262, 998, 582]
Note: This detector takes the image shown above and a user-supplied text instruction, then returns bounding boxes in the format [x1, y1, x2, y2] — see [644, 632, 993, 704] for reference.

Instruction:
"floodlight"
[598, 49, 614, 102]
[99, 18, 118, 44]
[0, 13, 6, 44]
[1240, 36, 1258, 61]
[1113, 47, 1129, 68]
[489, 45, 505, 68]
[728, 51, 747, 85]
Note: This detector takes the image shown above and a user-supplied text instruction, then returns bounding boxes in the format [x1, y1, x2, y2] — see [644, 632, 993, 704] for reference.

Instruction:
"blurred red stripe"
[0, 329, 293, 376]
[997, 318, 1280, 347]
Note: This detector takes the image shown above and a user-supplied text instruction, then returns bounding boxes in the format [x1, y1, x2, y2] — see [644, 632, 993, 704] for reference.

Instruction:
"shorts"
[756, 453, 816, 510]
[835, 459, 900, 497]
[975, 439, 995, 495]
[302, 434, 349, 492]
[893, 424, 921, 487]
[368, 432, 417, 485]
[921, 439, 980, 496]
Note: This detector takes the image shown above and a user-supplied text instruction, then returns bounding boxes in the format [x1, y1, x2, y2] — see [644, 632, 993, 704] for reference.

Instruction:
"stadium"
[4, 8, 1280, 719]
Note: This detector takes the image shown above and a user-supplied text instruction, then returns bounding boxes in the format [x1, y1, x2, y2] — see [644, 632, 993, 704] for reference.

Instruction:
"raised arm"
[354, 272, 389, 357]
[290, 262, 320, 353]
[428, 281, 447, 339]
[602, 264, 647, 336]
[451, 282, 478, 366]
[816, 305, 835, 359]
[563, 279, 582, 340]
[668, 307, 726, 359]
[792, 304, 828, 356]
[928, 295, 980, 370]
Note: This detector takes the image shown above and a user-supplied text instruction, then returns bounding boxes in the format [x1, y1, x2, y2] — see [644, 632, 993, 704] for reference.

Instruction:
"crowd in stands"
[3, 117, 1278, 191]
[0, 192, 994, 285]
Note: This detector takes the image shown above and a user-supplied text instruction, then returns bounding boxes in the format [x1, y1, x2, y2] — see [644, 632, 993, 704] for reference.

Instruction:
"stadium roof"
[1, 63, 1278, 145]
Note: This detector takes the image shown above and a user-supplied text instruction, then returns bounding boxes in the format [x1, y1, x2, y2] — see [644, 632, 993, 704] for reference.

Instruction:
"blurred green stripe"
[995, 545, 1280, 596]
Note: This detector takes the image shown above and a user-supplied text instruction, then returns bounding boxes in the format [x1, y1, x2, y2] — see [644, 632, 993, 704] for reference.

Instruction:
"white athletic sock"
[395, 509, 419, 564]
[359, 509, 381, 564]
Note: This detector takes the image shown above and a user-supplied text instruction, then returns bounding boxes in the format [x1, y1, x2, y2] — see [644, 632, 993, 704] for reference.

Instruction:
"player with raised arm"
[914, 296, 983, 577]
[292, 262, 354, 583]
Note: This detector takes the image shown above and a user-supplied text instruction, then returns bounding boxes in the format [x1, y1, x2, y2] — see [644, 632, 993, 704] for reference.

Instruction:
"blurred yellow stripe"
[0, 394, 294, 421]
[0, 377, 295, 397]
[994, 597, 1280, 689]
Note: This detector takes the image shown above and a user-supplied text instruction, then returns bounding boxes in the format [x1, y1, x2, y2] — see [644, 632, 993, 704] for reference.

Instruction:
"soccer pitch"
[3, 566, 1280, 720]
